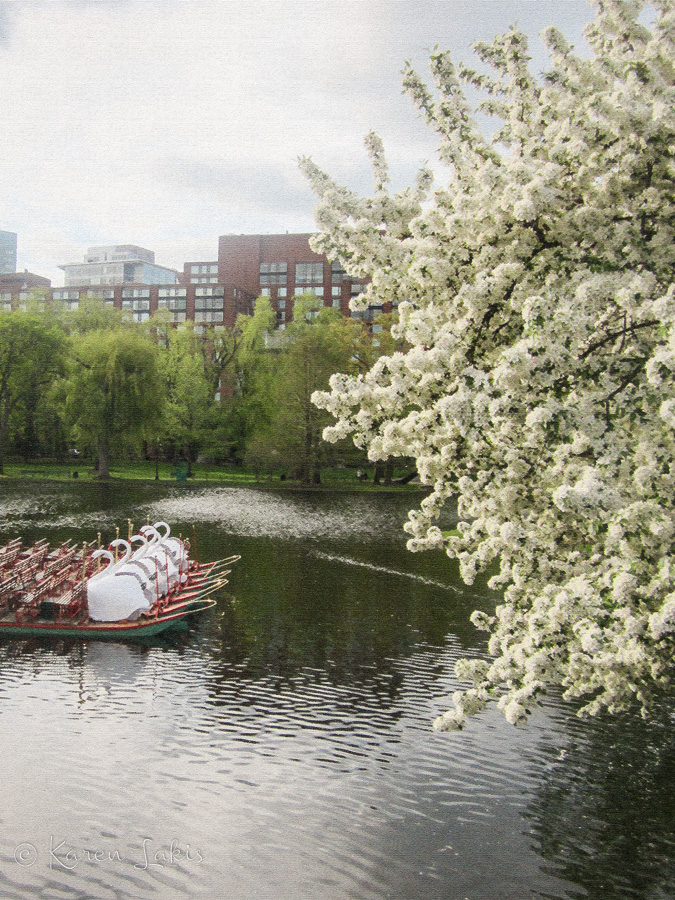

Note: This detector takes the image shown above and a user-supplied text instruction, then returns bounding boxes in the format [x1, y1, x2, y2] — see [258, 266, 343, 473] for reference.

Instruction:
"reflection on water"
[524, 708, 675, 900]
[0, 483, 672, 900]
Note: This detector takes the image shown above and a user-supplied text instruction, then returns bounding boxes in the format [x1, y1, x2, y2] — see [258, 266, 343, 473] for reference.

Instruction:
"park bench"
[43, 547, 78, 579]
[0, 538, 23, 571]
[14, 576, 55, 623]
[49, 582, 86, 622]
[0, 575, 22, 614]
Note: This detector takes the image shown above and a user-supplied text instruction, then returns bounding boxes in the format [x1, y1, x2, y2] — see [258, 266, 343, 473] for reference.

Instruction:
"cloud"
[159, 157, 314, 216]
[0, 3, 15, 47]
[0, 1, 596, 284]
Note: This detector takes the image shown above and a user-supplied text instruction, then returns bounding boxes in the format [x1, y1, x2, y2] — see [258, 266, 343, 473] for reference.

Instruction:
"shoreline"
[0, 472, 427, 494]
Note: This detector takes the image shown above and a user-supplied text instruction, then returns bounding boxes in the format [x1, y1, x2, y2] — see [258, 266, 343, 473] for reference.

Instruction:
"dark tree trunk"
[0, 402, 10, 476]
[384, 459, 394, 486]
[300, 413, 313, 485]
[98, 437, 111, 480]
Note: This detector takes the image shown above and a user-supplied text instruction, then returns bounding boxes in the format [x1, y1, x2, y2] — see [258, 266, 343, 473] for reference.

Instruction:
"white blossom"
[301, 1, 675, 726]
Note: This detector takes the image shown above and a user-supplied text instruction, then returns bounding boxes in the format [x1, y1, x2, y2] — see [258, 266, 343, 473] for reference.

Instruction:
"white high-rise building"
[59, 244, 178, 287]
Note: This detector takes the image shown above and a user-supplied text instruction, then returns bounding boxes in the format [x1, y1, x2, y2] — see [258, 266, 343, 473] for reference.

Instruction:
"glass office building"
[0, 231, 17, 274]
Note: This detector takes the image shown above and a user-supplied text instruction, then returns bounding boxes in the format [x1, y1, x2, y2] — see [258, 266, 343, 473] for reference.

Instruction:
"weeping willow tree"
[0, 310, 65, 473]
[66, 328, 164, 479]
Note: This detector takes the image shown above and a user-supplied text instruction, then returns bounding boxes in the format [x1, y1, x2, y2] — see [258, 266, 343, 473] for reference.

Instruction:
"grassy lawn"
[0, 459, 423, 491]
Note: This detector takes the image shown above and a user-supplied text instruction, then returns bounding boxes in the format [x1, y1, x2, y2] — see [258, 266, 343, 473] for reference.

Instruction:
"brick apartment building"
[0, 271, 52, 309]
[218, 233, 385, 328]
[0, 234, 387, 330]
[0, 273, 252, 330]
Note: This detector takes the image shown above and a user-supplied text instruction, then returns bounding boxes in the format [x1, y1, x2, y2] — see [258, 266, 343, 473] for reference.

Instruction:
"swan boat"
[0, 522, 238, 639]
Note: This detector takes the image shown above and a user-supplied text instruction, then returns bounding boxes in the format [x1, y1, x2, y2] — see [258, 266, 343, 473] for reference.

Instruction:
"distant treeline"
[0, 294, 406, 483]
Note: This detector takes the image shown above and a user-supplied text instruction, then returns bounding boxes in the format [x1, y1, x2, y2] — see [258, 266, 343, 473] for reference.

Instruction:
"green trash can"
[176, 462, 188, 482]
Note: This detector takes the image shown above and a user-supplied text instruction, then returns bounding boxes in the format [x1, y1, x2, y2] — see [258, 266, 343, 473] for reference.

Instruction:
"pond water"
[0, 481, 673, 900]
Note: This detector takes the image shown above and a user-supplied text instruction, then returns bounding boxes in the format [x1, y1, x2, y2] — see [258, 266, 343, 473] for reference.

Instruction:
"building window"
[52, 290, 80, 301]
[261, 288, 271, 296]
[121, 302, 149, 322]
[277, 299, 286, 309]
[158, 298, 186, 312]
[278, 287, 287, 298]
[198, 297, 223, 309]
[332, 296, 341, 308]
[122, 288, 150, 299]
[194, 293, 224, 323]
[122, 299, 150, 311]
[351, 304, 381, 321]
[331, 261, 346, 283]
[158, 287, 186, 298]
[195, 297, 224, 310]
[190, 264, 218, 275]
[260, 262, 288, 286]
[295, 262, 323, 285]
[294, 285, 323, 298]
[169, 311, 187, 323]
[195, 286, 224, 297]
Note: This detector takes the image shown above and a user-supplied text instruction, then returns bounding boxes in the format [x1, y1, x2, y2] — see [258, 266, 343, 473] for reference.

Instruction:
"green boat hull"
[0, 599, 215, 641]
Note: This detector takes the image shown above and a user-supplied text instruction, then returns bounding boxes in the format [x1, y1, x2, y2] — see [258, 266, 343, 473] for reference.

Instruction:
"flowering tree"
[300, 0, 675, 727]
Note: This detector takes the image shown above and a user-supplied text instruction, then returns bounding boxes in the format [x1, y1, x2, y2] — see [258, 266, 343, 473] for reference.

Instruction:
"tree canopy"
[66, 328, 164, 479]
[247, 296, 373, 483]
[301, 1, 675, 726]
[0, 310, 66, 473]
[158, 325, 214, 474]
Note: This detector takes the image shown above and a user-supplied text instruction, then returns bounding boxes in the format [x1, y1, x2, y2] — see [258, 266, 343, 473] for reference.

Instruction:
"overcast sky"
[0, 1, 596, 285]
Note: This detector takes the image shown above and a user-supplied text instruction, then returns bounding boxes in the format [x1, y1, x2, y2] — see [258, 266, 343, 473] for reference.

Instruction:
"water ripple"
[0, 484, 671, 900]
[144, 488, 408, 540]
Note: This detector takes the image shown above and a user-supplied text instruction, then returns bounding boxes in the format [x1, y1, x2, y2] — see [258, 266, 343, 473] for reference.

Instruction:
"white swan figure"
[123, 534, 160, 604]
[152, 521, 189, 583]
[139, 526, 176, 595]
[86, 541, 151, 622]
